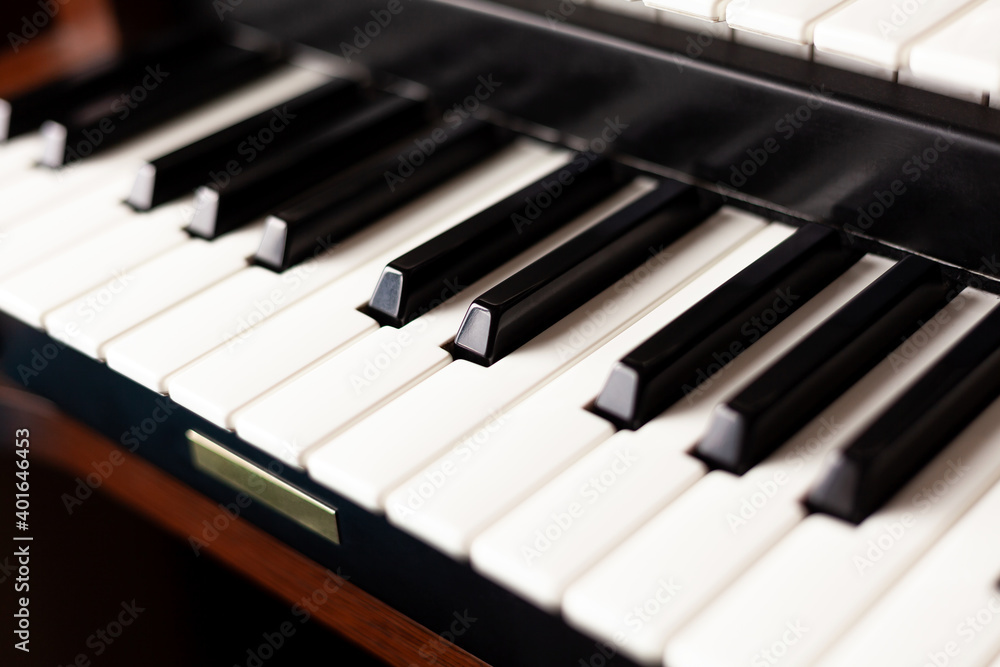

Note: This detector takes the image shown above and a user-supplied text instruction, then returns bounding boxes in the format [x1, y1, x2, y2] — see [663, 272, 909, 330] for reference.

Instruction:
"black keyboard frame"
[231, 0, 1000, 286]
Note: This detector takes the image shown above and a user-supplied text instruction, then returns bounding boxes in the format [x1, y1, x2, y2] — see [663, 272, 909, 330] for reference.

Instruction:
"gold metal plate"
[187, 430, 340, 544]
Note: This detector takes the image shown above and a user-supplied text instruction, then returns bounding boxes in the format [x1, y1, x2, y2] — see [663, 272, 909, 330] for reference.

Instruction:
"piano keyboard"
[3, 23, 1000, 667]
[592, 0, 1000, 106]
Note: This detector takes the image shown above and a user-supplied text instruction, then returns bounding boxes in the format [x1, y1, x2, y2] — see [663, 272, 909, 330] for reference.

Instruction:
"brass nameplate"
[187, 430, 340, 544]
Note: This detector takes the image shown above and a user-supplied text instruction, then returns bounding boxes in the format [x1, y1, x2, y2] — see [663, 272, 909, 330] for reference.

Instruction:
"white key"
[44, 224, 263, 358]
[591, 0, 659, 22]
[0, 65, 330, 228]
[0, 135, 43, 177]
[166, 302, 378, 429]
[666, 294, 1000, 667]
[306, 210, 773, 512]
[471, 255, 893, 612]
[387, 409, 615, 559]
[472, 429, 703, 611]
[166, 172, 648, 430]
[0, 185, 138, 279]
[105, 141, 569, 393]
[907, 0, 1000, 103]
[236, 326, 452, 465]
[0, 201, 192, 326]
[643, 0, 732, 22]
[813, 0, 981, 74]
[731, 28, 813, 59]
[233, 179, 657, 463]
[726, 0, 852, 46]
[655, 4, 734, 39]
[816, 472, 1000, 667]
[564, 289, 999, 665]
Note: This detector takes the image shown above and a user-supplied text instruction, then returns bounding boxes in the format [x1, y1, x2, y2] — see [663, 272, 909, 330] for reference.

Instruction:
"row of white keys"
[725, 0, 850, 57]
[564, 288, 999, 665]
[0, 65, 330, 231]
[0, 184, 139, 281]
[588, 1, 733, 38]
[469, 254, 894, 612]
[305, 210, 771, 513]
[665, 293, 1000, 667]
[386, 228, 884, 563]
[390, 406, 617, 561]
[107, 141, 569, 395]
[45, 223, 265, 358]
[232, 180, 659, 466]
[812, 0, 983, 79]
[817, 469, 1000, 667]
[0, 200, 193, 326]
[906, 0, 1000, 107]
[640, 0, 997, 108]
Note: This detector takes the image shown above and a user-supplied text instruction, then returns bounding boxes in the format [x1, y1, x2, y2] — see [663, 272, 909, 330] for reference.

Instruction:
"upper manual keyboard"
[591, 0, 1000, 106]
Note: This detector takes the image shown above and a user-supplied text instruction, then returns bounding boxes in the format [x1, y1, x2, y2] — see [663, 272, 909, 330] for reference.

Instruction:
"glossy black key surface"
[127, 78, 363, 210]
[256, 120, 513, 271]
[187, 93, 429, 239]
[40, 42, 280, 167]
[1, 33, 221, 142]
[697, 256, 956, 475]
[452, 180, 720, 366]
[807, 303, 1000, 524]
[2, 70, 113, 142]
[366, 155, 629, 328]
[592, 224, 861, 430]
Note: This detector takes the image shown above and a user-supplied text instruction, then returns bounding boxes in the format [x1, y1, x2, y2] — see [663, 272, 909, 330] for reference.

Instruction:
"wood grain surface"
[0, 0, 119, 98]
[0, 387, 491, 667]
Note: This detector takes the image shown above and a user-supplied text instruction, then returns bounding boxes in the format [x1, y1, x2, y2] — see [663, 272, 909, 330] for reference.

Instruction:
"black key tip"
[593, 362, 641, 429]
[40, 120, 67, 168]
[0, 99, 10, 142]
[696, 404, 753, 473]
[127, 163, 157, 210]
[188, 186, 221, 239]
[368, 266, 405, 327]
[453, 304, 494, 364]
[255, 215, 289, 271]
[805, 456, 865, 523]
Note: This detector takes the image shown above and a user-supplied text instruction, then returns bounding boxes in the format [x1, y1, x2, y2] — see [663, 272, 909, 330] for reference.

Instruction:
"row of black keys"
[8, 37, 1000, 530]
[598, 225, 1000, 527]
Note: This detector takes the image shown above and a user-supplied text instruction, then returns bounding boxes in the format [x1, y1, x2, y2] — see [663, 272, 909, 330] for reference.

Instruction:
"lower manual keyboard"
[4, 48, 1000, 667]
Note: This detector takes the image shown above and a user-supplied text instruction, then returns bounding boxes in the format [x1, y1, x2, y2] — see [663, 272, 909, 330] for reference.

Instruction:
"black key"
[807, 302, 1000, 524]
[367, 155, 630, 328]
[697, 256, 956, 475]
[187, 93, 429, 239]
[40, 42, 280, 167]
[127, 78, 363, 210]
[1, 33, 221, 141]
[452, 180, 721, 366]
[592, 224, 861, 430]
[256, 120, 513, 271]
[1, 71, 110, 142]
